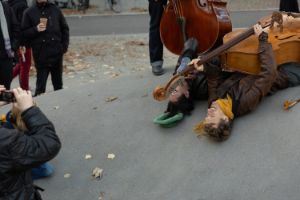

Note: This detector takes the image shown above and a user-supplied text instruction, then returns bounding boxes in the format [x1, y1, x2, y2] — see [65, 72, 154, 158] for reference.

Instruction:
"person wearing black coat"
[0, 0, 20, 90]
[8, 0, 32, 90]
[21, 0, 69, 96]
[279, 0, 299, 12]
[0, 85, 61, 200]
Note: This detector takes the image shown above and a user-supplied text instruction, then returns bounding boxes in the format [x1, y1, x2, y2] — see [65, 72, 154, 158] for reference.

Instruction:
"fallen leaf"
[110, 73, 119, 78]
[64, 173, 71, 178]
[85, 154, 92, 160]
[92, 167, 103, 180]
[105, 97, 118, 102]
[107, 153, 115, 160]
[98, 192, 105, 200]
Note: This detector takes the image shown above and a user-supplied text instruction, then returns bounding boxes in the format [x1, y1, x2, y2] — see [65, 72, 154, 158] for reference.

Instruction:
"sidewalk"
[8, 7, 300, 200]
[11, 33, 177, 93]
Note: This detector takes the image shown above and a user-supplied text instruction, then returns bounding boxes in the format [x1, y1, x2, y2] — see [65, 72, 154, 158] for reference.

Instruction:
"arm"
[8, 107, 61, 171]
[8, 6, 20, 51]
[237, 29, 278, 115]
[59, 11, 69, 53]
[190, 57, 224, 106]
[21, 10, 40, 40]
[7, 88, 61, 171]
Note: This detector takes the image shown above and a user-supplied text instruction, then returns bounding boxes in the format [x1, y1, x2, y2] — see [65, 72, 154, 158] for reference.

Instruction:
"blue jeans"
[31, 162, 54, 180]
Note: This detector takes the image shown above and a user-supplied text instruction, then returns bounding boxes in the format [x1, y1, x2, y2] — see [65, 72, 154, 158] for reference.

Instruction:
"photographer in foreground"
[0, 85, 61, 199]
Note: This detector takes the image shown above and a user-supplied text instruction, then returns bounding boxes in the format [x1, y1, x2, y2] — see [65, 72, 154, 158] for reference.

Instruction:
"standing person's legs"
[148, 0, 167, 76]
[0, 59, 13, 89]
[35, 66, 50, 96]
[19, 49, 32, 90]
[50, 58, 63, 91]
[279, 0, 299, 12]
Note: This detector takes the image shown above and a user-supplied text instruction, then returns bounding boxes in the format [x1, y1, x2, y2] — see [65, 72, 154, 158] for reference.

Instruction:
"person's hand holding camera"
[0, 85, 7, 107]
[12, 88, 34, 112]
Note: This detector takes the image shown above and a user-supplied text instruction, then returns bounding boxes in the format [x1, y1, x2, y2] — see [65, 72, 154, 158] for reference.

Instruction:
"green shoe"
[153, 112, 184, 128]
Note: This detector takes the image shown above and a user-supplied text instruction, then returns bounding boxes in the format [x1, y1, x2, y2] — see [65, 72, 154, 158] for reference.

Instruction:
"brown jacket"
[206, 33, 289, 117]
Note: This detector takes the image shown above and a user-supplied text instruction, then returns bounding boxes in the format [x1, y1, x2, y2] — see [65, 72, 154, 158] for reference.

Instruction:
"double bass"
[153, 12, 294, 101]
[160, 0, 232, 55]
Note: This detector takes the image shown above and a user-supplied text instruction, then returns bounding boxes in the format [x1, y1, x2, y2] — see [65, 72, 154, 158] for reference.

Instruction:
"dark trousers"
[279, 0, 299, 12]
[35, 58, 63, 95]
[282, 63, 300, 87]
[148, 0, 167, 65]
[0, 59, 13, 89]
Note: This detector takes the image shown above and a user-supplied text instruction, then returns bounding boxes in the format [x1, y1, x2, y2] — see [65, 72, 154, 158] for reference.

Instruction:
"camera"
[0, 91, 16, 102]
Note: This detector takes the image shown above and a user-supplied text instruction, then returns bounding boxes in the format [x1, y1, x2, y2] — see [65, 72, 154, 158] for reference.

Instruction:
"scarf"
[216, 94, 234, 120]
[0, 1, 14, 58]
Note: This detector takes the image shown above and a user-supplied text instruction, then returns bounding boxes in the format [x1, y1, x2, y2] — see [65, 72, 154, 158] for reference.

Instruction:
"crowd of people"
[0, 0, 69, 95]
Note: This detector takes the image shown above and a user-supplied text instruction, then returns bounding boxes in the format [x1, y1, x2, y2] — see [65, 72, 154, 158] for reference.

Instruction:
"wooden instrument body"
[160, 0, 232, 55]
[222, 17, 300, 75]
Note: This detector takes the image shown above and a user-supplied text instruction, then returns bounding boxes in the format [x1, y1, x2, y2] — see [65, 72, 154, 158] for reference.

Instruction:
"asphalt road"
[66, 10, 277, 36]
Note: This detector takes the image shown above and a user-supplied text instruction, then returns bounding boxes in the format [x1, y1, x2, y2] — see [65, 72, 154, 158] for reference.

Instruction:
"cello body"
[160, 0, 232, 55]
[222, 15, 300, 74]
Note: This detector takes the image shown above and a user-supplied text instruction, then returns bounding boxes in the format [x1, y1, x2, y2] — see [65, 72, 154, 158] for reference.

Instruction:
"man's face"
[168, 81, 189, 103]
[204, 101, 228, 128]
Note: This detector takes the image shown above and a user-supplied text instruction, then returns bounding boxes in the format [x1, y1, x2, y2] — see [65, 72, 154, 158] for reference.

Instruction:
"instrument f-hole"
[198, 0, 207, 7]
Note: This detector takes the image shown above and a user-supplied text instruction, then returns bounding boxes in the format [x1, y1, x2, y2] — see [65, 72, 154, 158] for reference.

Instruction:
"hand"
[19, 46, 26, 54]
[12, 87, 34, 112]
[0, 85, 7, 107]
[189, 58, 204, 71]
[37, 22, 46, 32]
[253, 24, 263, 36]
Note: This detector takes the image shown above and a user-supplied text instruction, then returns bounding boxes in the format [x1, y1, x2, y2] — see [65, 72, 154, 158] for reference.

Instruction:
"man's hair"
[204, 119, 233, 142]
[165, 94, 194, 117]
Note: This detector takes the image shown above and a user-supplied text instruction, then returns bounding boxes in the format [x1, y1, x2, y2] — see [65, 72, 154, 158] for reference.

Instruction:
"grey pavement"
[66, 10, 278, 36]
[7, 9, 300, 200]
[14, 71, 300, 200]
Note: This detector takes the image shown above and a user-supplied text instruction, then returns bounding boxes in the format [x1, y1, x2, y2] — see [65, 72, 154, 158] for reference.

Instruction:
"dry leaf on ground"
[64, 173, 71, 178]
[105, 97, 118, 102]
[85, 154, 92, 160]
[92, 167, 103, 180]
[107, 153, 115, 160]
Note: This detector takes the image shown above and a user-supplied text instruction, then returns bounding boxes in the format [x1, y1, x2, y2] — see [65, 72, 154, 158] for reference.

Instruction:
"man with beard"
[21, 0, 69, 96]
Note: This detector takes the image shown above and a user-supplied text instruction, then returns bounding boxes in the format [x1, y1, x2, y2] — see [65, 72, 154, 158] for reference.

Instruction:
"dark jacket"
[206, 33, 288, 117]
[0, 1, 20, 59]
[21, 1, 69, 66]
[8, 0, 29, 47]
[8, 0, 28, 23]
[0, 106, 61, 200]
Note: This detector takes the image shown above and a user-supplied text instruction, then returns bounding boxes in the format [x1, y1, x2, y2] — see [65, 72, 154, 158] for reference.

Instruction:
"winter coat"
[21, 1, 69, 66]
[0, 1, 20, 59]
[206, 32, 289, 117]
[7, 0, 28, 23]
[0, 106, 61, 200]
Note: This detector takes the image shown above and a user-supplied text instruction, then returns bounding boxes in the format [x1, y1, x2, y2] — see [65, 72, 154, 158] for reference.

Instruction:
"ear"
[183, 90, 189, 98]
[222, 115, 229, 122]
